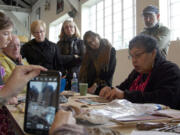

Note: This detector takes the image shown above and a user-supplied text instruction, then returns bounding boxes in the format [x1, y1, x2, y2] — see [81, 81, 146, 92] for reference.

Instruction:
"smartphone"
[24, 70, 61, 135]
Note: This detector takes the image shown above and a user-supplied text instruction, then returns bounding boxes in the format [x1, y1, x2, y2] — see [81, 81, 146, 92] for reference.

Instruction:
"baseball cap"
[143, 5, 159, 15]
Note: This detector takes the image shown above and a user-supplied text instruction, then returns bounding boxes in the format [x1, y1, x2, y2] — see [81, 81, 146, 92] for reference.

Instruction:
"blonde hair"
[30, 20, 46, 34]
[59, 20, 80, 41]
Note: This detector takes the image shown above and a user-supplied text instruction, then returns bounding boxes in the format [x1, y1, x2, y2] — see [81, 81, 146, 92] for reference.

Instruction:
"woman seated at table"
[100, 34, 180, 109]
[79, 31, 116, 95]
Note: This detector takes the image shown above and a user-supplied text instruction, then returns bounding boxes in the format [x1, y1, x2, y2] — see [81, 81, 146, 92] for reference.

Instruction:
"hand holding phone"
[24, 70, 61, 135]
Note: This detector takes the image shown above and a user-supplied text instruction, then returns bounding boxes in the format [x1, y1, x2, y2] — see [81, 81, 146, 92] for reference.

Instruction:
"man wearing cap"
[141, 5, 170, 58]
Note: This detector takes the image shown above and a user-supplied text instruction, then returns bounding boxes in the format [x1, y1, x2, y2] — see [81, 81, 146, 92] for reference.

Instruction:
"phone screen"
[24, 71, 60, 134]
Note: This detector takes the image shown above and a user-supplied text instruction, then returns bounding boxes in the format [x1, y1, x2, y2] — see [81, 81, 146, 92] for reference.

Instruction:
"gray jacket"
[141, 23, 170, 57]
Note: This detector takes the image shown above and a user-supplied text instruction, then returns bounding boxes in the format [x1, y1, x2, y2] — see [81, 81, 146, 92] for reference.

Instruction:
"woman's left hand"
[87, 83, 97, 94]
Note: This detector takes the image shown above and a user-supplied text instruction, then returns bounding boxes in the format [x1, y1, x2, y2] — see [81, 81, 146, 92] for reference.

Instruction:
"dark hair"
[83, 31, 101, 46]
[129, 34, 158, 53]
[0, 11, 13, 30]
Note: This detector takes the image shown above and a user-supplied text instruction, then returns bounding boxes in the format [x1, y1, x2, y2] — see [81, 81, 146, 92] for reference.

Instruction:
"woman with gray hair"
[100, 34, 180, 109]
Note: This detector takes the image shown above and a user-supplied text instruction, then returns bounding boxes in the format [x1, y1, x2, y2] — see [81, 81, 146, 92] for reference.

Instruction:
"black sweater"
[21, 38, 59, 70]
[117, 53, 180, 109]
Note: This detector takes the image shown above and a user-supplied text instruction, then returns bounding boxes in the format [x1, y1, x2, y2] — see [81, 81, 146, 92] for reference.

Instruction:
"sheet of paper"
[131, 130, 180, 135]
[152, 109, 180, 118]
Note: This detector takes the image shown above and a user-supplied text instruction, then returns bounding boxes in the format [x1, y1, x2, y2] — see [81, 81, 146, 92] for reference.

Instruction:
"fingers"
[16, 65, 47, 80]
[99, 86, 111, 97]
[109, 90, 117, 100]
[25, 70, 41, 81]
[17, 65, 47, 72]
[104, 90, 116, 101]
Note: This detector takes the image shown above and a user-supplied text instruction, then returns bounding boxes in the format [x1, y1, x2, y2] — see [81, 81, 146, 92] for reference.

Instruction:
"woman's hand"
[1, 65, 47, 98]
[87, 83, 97, 94]
[49, 110, 76, 135]
[100, 87, 124, 101]
[105, 88, 124, 100]
[99, 86, 112, 97]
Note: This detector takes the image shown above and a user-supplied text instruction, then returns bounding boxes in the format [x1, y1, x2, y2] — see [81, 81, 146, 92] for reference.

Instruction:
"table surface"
[6, 92, 177, 135]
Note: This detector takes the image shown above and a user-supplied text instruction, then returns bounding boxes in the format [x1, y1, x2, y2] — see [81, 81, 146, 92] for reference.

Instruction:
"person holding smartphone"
[0, 11, 47, 135]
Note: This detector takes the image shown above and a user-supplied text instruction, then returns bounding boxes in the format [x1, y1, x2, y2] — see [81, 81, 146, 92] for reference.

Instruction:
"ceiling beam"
[0, 5, 31, 13]
[32, 0, 45, 11]
[15, 0, 31, 8]
[67, 0, 80, 12]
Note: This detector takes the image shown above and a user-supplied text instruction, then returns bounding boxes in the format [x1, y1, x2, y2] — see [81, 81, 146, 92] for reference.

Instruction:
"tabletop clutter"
[60, 91, 180, 134]
[8, 91, 180, 135]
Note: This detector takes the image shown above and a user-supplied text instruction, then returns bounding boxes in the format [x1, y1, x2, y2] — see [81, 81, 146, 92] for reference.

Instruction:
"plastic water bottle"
[71, 72, 78, 92]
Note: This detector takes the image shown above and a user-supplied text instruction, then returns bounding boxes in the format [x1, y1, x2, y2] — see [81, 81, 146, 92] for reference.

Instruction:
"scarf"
[129, 72, 151, 92]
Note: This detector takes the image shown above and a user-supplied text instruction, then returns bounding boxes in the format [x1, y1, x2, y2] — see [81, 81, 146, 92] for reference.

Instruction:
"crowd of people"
[0, 4, 180, 135]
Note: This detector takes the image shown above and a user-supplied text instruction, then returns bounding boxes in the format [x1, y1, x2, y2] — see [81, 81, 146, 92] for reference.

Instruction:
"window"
[82, 0, 136, 50]
[160, 0, 180, 41]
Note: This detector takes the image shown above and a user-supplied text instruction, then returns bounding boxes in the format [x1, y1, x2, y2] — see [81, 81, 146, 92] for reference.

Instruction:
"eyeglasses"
[33, 30, 44, 35]
[128, 51, 146, 60]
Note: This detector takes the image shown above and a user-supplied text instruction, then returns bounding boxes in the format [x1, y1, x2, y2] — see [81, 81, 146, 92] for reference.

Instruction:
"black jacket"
[21, 38, 59, 70]
[81, 46, 116, 95]
[57, 38, 84, 71]
[56, 38, 85, 77]
[117, 53, 180, 109]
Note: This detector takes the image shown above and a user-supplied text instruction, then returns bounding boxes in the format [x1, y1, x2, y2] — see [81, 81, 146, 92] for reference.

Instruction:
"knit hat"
[143, 5, 159, 15]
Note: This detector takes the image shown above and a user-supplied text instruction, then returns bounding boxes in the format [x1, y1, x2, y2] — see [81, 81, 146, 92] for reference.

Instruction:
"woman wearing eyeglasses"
[21, 20, 58, 70]
[79, 31, 116, 95]
[100, 34, 180, 109]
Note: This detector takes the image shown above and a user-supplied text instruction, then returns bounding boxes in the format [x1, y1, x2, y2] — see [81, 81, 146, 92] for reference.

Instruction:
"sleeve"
[76, 40, 85, 63]
[51, 124, 86, 135]
[54, 45, 66, 74]
[56, 42, 75, 67]
[103, 47, 116, 86]
[51, 124, 121, 135]
[155, 26, 170, 50]
[65, 40, 85, 68]
[95, 47, 117, 95]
